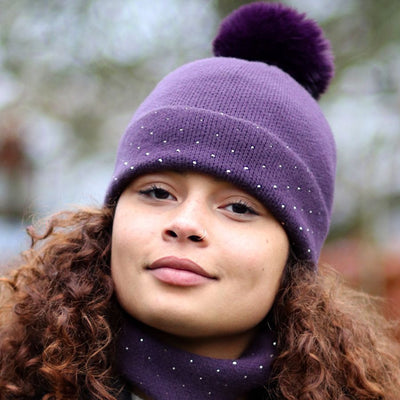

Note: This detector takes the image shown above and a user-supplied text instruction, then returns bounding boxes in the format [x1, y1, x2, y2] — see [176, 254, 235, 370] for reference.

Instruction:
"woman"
[1, 2, 400, 399]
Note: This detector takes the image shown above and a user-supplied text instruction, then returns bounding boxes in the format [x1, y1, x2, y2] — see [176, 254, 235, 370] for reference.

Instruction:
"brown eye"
[226, 201, 258, 215]
[139, 186, 174, 200]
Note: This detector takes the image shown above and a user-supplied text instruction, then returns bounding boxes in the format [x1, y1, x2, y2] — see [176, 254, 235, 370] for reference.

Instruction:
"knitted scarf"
[116, 314, 277, 400]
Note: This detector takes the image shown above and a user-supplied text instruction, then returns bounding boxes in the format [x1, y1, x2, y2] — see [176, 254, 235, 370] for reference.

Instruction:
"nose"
[162, 200, 208, 244]
[164, 228, 207, 242]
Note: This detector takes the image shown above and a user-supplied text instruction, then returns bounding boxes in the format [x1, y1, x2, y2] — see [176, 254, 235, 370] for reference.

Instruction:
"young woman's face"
[112, 171, 289, 358]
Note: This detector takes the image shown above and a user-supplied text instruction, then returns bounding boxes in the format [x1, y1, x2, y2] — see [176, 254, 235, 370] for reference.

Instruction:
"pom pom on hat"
[213, 1, 334, 99]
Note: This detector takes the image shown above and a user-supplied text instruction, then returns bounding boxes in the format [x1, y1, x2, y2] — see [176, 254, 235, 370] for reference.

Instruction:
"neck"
[146, 325, 258, 360]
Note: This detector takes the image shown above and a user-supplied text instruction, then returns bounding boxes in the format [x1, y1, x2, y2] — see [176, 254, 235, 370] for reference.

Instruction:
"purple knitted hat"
[105, 2, 336, 263]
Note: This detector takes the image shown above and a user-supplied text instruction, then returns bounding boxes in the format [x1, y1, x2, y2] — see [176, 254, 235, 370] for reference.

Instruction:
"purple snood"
[116, 314, 276, 399]
[105, 57, 336, 263]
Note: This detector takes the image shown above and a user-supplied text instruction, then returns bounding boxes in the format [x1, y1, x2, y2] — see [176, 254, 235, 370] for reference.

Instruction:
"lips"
[147, 256, 216, 286]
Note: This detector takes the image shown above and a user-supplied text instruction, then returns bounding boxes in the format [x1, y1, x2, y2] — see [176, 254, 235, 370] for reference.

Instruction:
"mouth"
[147, 256, 216, 286]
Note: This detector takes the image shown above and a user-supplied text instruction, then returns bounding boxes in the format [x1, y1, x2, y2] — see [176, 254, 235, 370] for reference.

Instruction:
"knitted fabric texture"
[105, 3, 336, 263]
[105, 57, 335, 262]
[116, 314, 275, 400]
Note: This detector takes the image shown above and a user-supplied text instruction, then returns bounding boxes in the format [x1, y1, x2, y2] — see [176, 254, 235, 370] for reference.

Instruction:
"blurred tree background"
[0, 0, 399, 309]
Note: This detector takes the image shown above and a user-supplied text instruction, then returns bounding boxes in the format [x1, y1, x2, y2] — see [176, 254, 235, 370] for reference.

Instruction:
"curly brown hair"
[0, 207, 120, 400]
[268, 261, 400, 399]
[1, 207, 400, 400]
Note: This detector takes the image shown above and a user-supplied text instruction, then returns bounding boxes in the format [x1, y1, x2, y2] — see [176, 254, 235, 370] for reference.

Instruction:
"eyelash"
[139, 185, 172, 200]
[138, 185, 258, 216]
[227, 200, 258, 215]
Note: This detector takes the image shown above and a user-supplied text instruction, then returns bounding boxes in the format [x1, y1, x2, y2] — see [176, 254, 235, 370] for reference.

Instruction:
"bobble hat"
[105, 2, 336, 263]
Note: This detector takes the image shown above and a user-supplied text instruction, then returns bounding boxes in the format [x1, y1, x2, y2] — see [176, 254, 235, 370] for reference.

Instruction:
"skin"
[111, 171, 289, 360]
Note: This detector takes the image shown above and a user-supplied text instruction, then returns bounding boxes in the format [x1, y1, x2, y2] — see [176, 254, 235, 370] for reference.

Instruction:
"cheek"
[112, 207, 157, 251]
[238, 231, 288, 271]
[111, 209, 143, 282]
[241, 257, 284, 298]
[231, 229, 288, 300]
[239, 257, 285, 323]
[110, 217, 144, 317]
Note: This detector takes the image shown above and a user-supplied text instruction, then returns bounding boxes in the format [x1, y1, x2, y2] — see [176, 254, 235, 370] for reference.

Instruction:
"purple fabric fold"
[116, 314, 276, 399]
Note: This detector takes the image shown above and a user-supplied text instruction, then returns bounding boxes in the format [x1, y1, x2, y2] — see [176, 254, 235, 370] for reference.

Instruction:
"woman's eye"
[139, 186, 174, 200]
[226, 201, 258, 215]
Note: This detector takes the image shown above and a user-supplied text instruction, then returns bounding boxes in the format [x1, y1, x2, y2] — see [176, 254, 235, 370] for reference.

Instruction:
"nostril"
[189, 235, 202, 242]
[165, 230, 206, 242]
